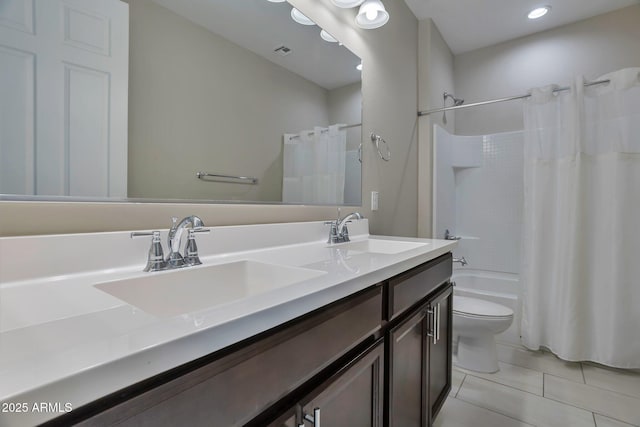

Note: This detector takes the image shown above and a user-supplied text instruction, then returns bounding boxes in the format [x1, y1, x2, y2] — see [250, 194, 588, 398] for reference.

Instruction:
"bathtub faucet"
[444, 229, 462, 240]
[453, 256, 468, 266]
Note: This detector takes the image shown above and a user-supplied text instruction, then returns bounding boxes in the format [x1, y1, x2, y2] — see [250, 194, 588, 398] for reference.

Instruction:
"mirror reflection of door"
[0, 0, 129, 197]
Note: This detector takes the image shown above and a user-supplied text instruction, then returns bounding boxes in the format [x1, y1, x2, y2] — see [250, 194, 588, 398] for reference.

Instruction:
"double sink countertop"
[0, 220, 456, 426]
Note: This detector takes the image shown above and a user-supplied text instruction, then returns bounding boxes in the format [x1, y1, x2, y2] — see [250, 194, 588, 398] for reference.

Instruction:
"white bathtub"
[452, 269, 521, 346]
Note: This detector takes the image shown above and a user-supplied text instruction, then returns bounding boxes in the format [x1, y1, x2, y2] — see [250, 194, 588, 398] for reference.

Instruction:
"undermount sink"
[332, 239, 428, 255]
[94, 261, 326, 317]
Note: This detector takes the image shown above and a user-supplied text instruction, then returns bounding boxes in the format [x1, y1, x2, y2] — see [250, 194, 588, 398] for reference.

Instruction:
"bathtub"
[452, 269, 521, 346]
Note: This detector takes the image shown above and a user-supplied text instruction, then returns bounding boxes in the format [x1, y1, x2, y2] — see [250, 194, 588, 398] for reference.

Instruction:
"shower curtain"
[282, 125, 346, 204]
[520, 68, 640, 368]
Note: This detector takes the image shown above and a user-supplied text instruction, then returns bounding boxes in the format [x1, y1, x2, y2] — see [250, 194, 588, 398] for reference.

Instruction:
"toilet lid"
[453, 296, 513, 318]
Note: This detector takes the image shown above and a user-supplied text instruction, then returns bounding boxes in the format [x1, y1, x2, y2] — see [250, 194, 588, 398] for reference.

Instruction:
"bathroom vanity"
[0, 220, 455, 427]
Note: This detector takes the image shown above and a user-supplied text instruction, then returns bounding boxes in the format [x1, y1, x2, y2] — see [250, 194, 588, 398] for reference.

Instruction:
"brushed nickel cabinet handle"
[436, 303, 441, 342]
[426, 308, 437, 344]
[303, 408, 320, 427]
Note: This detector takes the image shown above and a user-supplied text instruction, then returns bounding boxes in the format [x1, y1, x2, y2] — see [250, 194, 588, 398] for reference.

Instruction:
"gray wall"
[454, 5, 640, 136]
[291, 0, 420, 237]
[127, 0, 330, 202]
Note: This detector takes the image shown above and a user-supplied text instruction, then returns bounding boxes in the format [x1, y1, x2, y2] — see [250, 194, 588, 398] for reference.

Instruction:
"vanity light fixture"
[355, 0, 389, 29]
[320, 29, 338, 43]
[331, 0, 365, 7]
[291, 8, 315, 25]
[528, 6, 550, 19]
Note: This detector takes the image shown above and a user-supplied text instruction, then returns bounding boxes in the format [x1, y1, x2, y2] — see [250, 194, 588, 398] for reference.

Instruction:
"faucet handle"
[444, 229, 462, 240]
[184, 228, 209, 266]
[131, 231, 167, 272]
[324, 220, 338, 244]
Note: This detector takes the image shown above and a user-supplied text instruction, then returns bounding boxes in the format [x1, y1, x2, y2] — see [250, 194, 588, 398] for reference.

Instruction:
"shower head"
[442, 91, 464, 125]
[444, 92, 464, 106]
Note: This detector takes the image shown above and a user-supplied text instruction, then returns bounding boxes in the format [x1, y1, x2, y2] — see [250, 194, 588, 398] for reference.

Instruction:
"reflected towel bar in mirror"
[196, 172, 258, 184]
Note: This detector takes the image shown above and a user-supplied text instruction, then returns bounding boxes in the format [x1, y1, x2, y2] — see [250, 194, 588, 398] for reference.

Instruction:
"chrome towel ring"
[370, 133, 391, 161]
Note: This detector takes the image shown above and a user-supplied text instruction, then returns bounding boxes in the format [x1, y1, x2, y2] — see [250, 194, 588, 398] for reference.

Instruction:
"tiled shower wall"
[434, 126, 524, 275]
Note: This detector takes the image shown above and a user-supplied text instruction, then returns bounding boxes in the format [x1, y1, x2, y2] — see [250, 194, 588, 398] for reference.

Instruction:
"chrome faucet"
[131, 216, 209, 271]
[167, 216, 209, 268]
[325, 209, 364, 244]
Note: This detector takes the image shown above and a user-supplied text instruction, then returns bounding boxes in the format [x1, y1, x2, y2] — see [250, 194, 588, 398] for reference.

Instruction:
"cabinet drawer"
[78, 286, 383, 427]
[387, 253, 451, 321]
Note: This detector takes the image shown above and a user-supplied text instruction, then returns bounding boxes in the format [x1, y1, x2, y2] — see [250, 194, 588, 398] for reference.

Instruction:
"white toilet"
[453, 296, 514, 373]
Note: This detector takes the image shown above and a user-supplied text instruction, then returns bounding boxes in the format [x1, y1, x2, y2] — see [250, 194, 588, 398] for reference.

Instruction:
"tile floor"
[434, 343, 640, 427]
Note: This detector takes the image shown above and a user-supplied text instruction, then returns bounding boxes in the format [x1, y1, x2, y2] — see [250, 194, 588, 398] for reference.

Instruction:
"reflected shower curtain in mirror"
[520, 68, 640, 368]
[282, 125, 347, 204]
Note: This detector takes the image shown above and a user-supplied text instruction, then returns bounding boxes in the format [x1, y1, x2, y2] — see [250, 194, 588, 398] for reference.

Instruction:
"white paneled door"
[0, 0, 128, 197]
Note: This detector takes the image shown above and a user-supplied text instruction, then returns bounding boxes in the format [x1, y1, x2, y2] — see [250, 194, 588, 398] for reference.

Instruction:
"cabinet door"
[299, 341, 384, 427]
[427, 283, 453, 424]
[388, 306, 428, 427]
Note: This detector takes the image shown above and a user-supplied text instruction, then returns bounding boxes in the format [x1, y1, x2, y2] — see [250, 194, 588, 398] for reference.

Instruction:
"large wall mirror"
[0, 0, 362, 205]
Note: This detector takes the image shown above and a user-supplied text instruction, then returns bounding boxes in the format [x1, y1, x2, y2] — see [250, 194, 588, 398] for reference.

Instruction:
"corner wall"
[417, 19, 455, 238]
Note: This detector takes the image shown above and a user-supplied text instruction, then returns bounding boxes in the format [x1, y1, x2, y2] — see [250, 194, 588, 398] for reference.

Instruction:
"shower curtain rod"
[417, 79, 610, 117]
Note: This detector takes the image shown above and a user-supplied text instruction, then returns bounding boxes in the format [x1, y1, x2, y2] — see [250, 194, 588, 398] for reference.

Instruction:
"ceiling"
[150, 0, 361, 90]
[403, 0, 640, 54]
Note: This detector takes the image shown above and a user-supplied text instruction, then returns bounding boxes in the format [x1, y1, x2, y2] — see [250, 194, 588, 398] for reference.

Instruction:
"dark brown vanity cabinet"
[267, 340, 384, 427]
[427, 284, 453, 422]
[63, 253, 453, 427]
[386, 254, 453, 427]
[74, 287, 383, 427]
[388, 305, 428, 426]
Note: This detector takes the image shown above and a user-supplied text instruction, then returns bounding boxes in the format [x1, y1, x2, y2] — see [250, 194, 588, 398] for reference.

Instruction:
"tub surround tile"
[458, 375, 596, 427]
[544, 374, 640, 426]
[496, 343, 584, 383]
[434, 397, 533, 427]
[594, 414, 639, 427]
[456, 361, 543, 395]
[582, 363, 640, 399]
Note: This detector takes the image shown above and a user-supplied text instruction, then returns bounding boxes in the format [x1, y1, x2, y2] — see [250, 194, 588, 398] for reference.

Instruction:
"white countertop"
[0, 220, 456, 426]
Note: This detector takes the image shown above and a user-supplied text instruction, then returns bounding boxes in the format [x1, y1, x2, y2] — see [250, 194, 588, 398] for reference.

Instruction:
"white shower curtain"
[282, 125, 347, 204]
[521, 68, 640, 368]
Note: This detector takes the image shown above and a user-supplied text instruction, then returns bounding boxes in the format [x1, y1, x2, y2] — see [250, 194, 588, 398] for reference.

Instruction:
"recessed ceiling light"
[528, 6, 550, 19]
[291, 8, 315, 26]
[356, 63, 363, 71]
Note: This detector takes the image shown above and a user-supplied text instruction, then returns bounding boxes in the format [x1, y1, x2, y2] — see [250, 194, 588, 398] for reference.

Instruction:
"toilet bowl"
[453, 296, 514, 373]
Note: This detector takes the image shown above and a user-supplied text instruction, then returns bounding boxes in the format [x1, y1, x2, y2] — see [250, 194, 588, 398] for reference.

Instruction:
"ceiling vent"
[273, 45, 292, 56]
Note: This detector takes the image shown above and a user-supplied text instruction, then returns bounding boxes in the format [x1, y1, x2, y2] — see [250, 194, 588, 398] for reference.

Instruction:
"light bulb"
[355, 0, 389, 29]
[528, 6, 550, 19]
